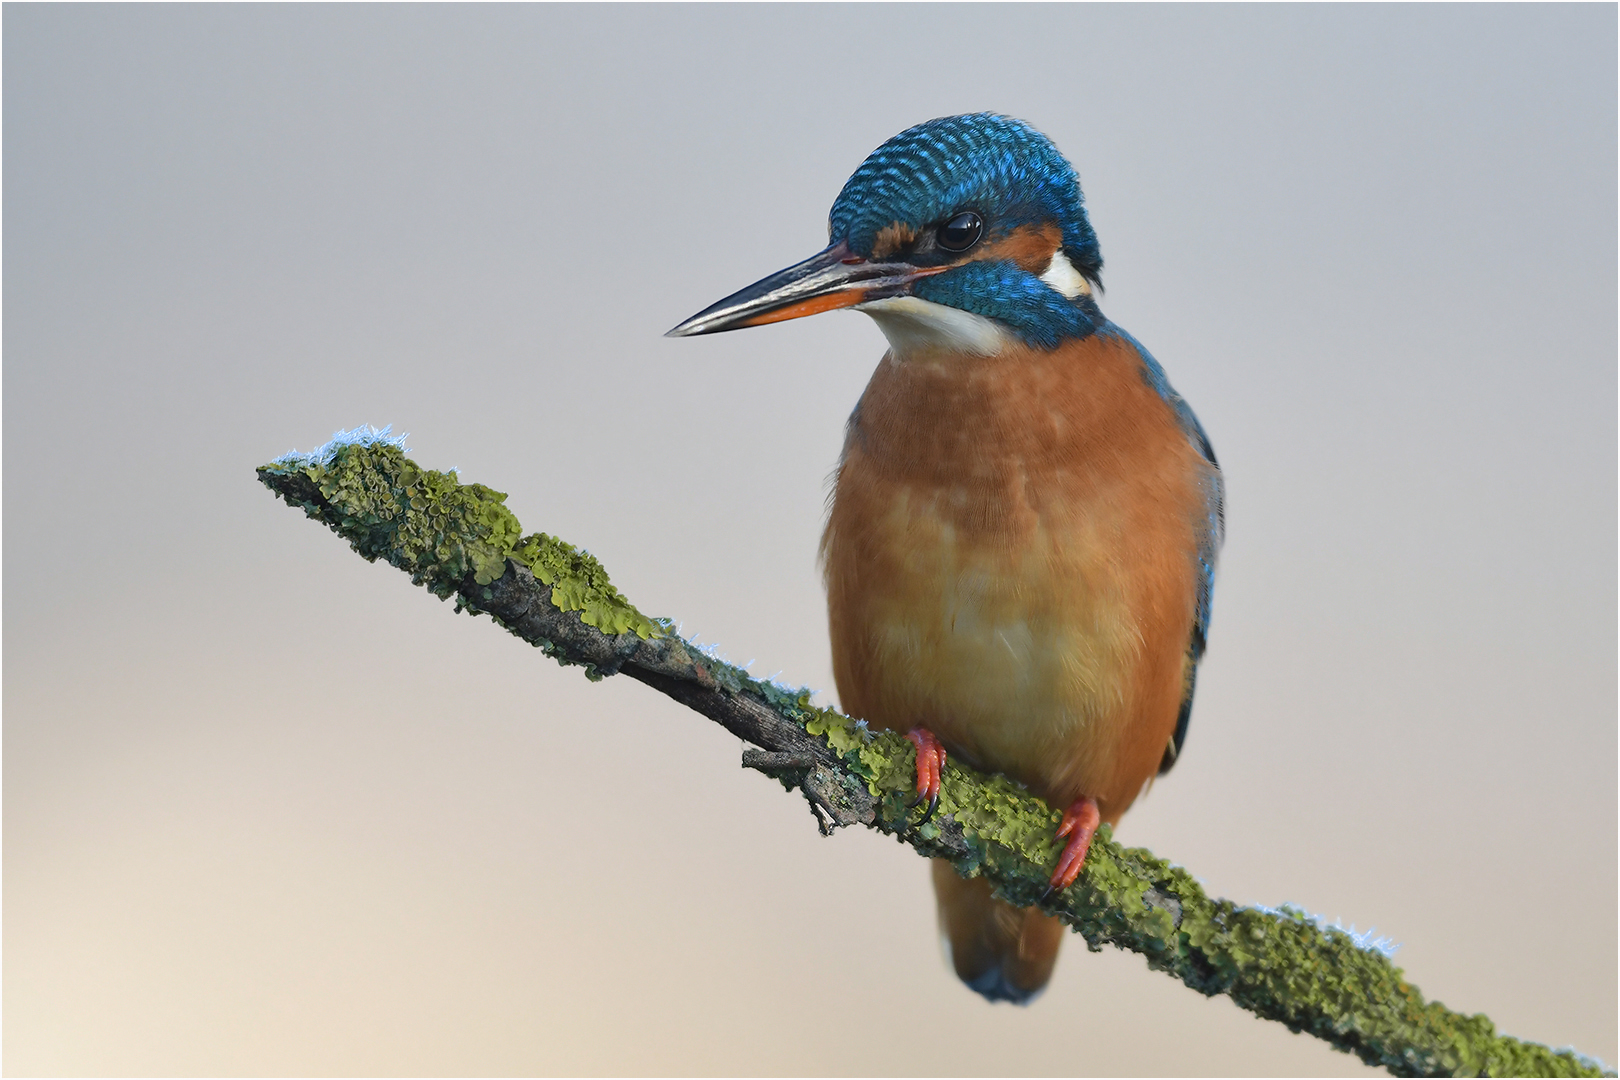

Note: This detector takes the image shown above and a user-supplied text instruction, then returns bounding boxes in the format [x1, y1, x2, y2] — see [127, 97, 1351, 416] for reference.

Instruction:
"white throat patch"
[855, 295, 1010, 359]
[1039, 250, 1091, 299]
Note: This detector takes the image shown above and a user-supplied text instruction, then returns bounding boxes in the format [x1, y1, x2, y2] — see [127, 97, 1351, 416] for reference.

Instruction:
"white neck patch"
[855, 295, 1010, 359]
[1040, 250, 1091, 299]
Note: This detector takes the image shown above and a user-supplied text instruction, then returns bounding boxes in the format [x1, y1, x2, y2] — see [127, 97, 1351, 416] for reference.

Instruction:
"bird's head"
[668, 114, 1104, 355]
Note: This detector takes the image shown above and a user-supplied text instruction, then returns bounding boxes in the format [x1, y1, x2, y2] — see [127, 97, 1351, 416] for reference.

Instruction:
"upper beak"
[665, 241, 946, 338]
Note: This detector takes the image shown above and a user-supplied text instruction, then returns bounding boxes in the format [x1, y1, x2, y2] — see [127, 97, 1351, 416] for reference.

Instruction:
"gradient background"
[5, 5, 1615, 1076]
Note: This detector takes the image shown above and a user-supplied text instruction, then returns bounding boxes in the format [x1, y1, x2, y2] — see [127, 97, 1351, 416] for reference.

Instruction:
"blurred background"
[5, 5, 1614, 1076]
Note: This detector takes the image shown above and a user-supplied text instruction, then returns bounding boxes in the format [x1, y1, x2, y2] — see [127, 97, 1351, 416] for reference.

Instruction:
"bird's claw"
[905, 728, 947, 826]
[1047, 795, 1101, 893]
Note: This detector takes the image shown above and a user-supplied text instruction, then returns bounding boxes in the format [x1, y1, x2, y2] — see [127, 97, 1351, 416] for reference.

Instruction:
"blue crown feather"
[829, 113, 1102, 283]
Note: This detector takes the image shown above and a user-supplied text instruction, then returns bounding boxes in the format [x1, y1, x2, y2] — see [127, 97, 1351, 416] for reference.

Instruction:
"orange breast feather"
[822, 332, 1214, 822]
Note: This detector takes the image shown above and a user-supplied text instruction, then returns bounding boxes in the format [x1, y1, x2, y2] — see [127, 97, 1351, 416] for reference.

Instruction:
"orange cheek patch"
[973, 223, 1063, 273]
[738, 290, 866, 327]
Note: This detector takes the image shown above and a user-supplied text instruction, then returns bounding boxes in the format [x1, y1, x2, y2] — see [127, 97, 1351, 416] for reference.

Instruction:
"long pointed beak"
[666, 241, 946, 338]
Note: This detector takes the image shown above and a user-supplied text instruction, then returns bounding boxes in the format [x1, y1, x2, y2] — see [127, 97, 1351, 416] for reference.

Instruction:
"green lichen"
[258, 435, 659, 639]
[259, 436, 1611, 1079]
[511, 532, 659, 639]
[802, 703, 875, 759]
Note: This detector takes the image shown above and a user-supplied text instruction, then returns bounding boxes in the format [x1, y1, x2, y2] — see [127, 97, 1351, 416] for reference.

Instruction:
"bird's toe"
[905, 727, 947, 824]
[1048, 795, 1101, 892]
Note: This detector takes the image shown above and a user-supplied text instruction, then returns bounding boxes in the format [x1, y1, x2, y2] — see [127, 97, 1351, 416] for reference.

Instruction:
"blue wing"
[1104, 325, 1225, 774]
[1162, 412, 1222, 774]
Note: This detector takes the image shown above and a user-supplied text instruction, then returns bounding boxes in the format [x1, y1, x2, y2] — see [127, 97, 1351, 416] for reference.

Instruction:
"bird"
[667, 114, 1223, 1005]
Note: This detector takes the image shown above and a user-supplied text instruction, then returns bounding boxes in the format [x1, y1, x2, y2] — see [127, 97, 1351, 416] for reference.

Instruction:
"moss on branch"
[258, 431, 1610, 1080]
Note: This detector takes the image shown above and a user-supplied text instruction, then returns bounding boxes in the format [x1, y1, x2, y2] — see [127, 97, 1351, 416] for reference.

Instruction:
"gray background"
[6, 4, 1614, 1075]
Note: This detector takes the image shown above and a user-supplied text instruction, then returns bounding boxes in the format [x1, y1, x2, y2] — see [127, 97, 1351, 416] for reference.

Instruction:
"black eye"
[936, 211, 983, 252]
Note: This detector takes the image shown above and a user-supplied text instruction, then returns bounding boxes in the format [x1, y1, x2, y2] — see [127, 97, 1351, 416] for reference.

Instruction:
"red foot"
[1049, 796, 1101, 892]
[906, 728, 947, 824]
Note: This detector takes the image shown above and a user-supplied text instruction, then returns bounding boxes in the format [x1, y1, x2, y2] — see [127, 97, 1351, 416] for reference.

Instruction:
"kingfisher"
[668, 114, 1223, 1004]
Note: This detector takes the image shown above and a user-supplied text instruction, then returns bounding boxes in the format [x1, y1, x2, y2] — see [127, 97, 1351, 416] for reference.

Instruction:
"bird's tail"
[931, 859, 1064, 1004]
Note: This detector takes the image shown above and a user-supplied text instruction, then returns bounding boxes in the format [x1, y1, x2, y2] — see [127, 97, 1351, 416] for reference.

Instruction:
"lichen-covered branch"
[257, 429, 1610, 1079]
